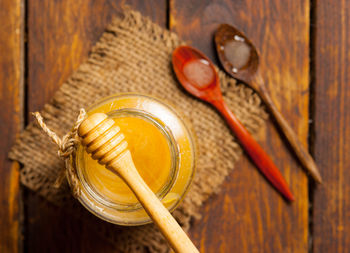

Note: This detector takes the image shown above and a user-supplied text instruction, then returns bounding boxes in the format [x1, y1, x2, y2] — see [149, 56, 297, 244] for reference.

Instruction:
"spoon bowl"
[215, 24, 322, 183]
[215, 24, 259, 86]
[172, 46, 222, 103]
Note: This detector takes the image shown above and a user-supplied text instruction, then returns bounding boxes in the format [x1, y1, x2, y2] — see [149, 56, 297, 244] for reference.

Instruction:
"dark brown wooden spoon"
[172, 45, 294, 201]
[215, 24, 322, 183]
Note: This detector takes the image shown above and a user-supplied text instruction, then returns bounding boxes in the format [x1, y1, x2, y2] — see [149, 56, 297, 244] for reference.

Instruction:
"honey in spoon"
[183, 59, 215, 88]
[222, 37, 251, 73]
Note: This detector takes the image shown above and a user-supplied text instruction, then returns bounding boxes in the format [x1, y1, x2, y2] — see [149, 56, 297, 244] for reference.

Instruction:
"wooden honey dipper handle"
[78, 113, 199, 253]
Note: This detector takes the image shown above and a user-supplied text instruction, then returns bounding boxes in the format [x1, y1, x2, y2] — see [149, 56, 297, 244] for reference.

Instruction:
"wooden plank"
[312, 1, 350, 252]
[170, 1, 309, 252]
[26, 0, 166, 252]
[27, 0, 166, 114]
[0, 0, 23, 252]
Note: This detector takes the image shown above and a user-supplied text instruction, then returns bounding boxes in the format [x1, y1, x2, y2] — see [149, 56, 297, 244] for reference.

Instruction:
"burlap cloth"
[9, 9, 267, 252]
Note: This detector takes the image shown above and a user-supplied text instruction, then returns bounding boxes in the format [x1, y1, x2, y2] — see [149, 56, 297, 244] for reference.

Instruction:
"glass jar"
[74, 93, 196, 225]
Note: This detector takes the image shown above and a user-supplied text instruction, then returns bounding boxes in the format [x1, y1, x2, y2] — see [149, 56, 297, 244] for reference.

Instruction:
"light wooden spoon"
[78, 113, 199, 253]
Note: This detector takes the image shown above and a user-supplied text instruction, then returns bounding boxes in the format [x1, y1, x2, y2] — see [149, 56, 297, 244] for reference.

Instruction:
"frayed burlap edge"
[9, 8, 268, 253]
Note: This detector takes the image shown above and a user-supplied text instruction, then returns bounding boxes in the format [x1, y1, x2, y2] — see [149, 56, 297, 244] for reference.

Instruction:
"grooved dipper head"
[78, 113, 128, 166]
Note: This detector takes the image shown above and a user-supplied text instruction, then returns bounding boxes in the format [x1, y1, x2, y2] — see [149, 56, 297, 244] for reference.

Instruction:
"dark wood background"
[1, 0, 349, 252]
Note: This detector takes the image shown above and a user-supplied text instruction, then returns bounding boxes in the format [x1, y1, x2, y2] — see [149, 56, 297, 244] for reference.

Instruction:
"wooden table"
[1, 1, 349, 252]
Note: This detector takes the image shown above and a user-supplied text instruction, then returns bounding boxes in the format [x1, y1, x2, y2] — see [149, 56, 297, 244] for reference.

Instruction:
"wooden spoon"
[215, 24, 322, 183]
[78, 113, 199, 253]
[172, 45, 294, 201]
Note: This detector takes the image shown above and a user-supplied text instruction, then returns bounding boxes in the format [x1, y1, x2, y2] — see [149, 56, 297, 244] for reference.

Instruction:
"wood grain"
[10, 0, 350, 252]
[26, 0, 166, 252]
[312, 0, 350, 252]
[0, 0, 23, 252]
[27, 0, 166, 115]
[170, 1, 310, 252]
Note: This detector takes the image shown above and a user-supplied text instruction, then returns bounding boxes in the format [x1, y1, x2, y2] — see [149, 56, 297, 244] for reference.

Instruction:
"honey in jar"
[75, 93, 196, 225]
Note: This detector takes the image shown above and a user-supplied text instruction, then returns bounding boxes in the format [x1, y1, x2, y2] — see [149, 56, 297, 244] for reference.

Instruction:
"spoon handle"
[211, 100, 295, 201]
[112, 151, 199, 253]
[252, 75, 322, 183]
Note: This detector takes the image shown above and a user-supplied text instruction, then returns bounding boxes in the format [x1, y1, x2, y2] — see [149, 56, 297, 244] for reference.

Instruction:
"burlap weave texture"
[9, 9, 267, 252]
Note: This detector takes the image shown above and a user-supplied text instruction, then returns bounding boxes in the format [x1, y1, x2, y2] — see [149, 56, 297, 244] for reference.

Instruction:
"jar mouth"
[77, 108, 180, 212]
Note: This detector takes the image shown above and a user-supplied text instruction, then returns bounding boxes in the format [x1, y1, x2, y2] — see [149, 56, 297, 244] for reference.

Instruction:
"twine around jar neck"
[32, 109, 87, 198]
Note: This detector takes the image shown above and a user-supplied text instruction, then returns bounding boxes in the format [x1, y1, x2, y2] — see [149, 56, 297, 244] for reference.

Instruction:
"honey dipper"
[78, 113, 199, 253]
